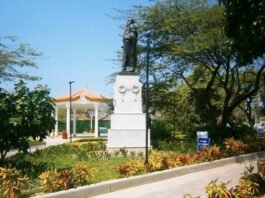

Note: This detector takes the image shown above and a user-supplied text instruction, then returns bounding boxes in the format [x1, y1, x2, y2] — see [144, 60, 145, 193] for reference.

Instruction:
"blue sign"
[197, 131, 209, 152]
[257, 128, 264, 137]
[198, 138, 209, 144]
[99, 127, 107, 134]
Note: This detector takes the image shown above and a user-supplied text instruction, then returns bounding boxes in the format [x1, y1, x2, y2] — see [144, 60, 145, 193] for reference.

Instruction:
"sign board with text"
[257, 128, 264, 137]
[197, 131, 209, 152]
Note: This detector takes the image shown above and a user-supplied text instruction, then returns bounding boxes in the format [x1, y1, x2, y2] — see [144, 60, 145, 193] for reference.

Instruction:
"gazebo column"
[55, 106, 59, 136]
[66, 104, 70, 138]
[73, 108, 77, 136]
[90, 117, 93, 133]
[94, 103, 99, 137]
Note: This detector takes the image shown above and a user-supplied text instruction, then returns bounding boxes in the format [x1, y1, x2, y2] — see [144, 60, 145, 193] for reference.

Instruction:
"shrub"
[193, 152, 202, 161]
[179, 140, 186, 153]
[235, 164, 265, 196]
[77, 149, 89, 161]
[39, 166, 92, 193]
[178, 154, 189, 165]
[58, 169, 74, 190]
[74, 138, 106, 143]
[38, 168, 62, 193]
[128, 159, 142, 175]
[119, 148, 128, 158]
[152, 140, 171, 151]
[255, 137, 265, 151]
[148, 150, 163, 171]
[162, 152, 179, 169]
[116, 160, 143, 176]
[71, 165, 92, 186]
[162, 156, 174, 169]
[90, 142, 104, 151]
[223, 137, 248, 156]
[116, 164, 130, 176]
[81, 142, 106, 152]
[0, 167, 29, 198]
[201, 145, 222, 161]
[233, 178, 260, 197]
[205, 179, 233, 198]
[205, 165, 265, 198]
[153, 139, 197, 153]
[257, 160, 265, 177]
[35, 144, 79, 157]
[0, 81, 55, 164]
[7, 155, 49, 179]
[151, 120, 173, 142]
[144, 163, 153, 171]
[58, 120, 110, 133]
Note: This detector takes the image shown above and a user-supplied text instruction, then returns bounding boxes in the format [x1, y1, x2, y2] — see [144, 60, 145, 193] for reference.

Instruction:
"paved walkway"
[94, 161, 257, 198]
[45, 132, 97, 146]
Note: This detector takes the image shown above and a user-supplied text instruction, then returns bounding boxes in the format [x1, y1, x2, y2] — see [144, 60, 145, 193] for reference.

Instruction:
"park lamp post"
[145, 33, 151, 165]
[69, 81, 75, 143]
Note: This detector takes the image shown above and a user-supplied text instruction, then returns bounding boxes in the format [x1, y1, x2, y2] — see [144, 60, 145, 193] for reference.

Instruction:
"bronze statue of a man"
[122, 18, 138, 72]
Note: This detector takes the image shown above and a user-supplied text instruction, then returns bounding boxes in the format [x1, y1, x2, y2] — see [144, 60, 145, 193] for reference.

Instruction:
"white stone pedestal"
[107, 73, 151, 152]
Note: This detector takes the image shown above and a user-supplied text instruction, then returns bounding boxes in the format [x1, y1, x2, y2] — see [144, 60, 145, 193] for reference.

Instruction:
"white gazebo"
[54, 88, 109, 138]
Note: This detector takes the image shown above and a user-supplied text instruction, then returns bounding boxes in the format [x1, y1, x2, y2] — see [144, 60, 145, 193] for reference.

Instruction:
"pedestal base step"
[107, 129, 151, 148]
[107, 146, 152, 155]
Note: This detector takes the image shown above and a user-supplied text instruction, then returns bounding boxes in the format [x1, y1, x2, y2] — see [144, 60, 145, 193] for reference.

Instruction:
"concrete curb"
[30, 142, 47, 148]
[33, 151, 265, 198]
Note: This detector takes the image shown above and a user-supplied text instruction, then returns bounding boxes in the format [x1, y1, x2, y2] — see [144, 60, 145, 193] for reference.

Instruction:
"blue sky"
[0, 0, 153, 97]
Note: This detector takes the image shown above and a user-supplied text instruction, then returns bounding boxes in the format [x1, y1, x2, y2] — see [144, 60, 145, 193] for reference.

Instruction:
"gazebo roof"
[54, 88, 107, 103]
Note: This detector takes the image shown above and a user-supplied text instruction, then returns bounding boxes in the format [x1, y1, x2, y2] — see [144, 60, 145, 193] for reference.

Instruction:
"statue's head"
[127, 18, 135, 24]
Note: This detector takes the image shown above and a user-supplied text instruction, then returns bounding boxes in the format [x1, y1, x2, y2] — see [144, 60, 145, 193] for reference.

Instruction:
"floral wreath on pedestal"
[118, 85, 140, 102]
[119, 85, 127, 94]
[132, 85, 139, 94]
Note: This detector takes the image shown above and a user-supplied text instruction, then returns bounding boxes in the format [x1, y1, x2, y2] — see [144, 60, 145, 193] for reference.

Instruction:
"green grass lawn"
[88, 158, 133, 183]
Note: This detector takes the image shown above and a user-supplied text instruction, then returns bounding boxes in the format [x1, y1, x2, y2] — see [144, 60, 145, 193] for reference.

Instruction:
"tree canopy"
[0, 37, 41, 83]
[220, 0, 265, 64]
[0, 81, 55, 163]
[129, 0, 265, 135]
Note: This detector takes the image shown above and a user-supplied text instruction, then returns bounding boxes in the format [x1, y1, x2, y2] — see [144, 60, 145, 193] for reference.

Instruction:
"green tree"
[0, 36, 41, 82]
[220, 0, 265, 64]
[150, 81, 200, 134]
[133, 0, 265, 135]
[0, 81, 55, 163]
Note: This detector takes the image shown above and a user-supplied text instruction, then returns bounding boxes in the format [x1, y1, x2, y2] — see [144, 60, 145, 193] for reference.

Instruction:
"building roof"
[54, 88, 107, 103]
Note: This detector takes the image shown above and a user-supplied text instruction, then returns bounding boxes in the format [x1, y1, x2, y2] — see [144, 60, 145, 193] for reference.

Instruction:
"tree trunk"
[0, 151, 7, 166]
[214, 111, 231, 136]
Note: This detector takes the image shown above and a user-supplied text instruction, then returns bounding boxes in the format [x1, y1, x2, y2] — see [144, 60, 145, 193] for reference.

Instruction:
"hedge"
[58, 120, 110, 133]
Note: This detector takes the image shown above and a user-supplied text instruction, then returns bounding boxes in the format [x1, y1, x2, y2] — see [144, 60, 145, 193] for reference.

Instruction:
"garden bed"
[0, 137, 265, 197]
[32, 151, 265, 198]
